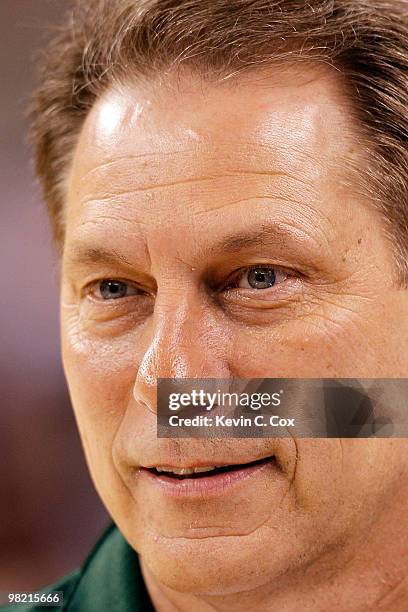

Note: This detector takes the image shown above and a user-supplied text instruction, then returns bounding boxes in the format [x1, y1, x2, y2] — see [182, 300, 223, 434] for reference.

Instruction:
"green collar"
[64, 523, 154, 611]
[1, 524, 154, 612]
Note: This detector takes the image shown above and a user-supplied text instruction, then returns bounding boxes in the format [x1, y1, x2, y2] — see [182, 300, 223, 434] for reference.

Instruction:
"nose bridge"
[133, 291, 229, 412]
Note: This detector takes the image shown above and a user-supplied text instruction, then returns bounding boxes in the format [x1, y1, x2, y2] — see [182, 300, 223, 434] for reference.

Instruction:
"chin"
[136, 529, 305, 596]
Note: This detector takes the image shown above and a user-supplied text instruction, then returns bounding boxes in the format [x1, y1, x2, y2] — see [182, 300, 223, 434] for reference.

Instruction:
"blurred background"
[0, 1, 108, 603]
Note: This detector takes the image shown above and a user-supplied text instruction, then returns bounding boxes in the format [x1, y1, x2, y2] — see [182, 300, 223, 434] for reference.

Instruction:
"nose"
[133, 295, 230, 413]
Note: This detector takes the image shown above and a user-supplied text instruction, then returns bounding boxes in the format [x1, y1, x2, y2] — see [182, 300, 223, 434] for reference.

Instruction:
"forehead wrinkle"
[72, 213, 148, 230]
[65, 211, 152, 268]
[77, 170, 309, 206]
[191, 190, 337, 246]
[73, 135, 331, 194]
[192, 194, 302, 213]
[78, 146, 327, 184]
[77, 149, 198, 184]
[74, 163, 322, 216]
[71, 174, 325, 245]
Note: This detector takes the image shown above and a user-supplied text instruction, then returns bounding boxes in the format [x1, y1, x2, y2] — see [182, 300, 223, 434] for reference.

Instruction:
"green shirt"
[1, 524, 155, 611]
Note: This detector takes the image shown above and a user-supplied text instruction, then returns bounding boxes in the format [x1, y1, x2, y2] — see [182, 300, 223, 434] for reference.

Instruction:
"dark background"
[0, 1, 108, 602]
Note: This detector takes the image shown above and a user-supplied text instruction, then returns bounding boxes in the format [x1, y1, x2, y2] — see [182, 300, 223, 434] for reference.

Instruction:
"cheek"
[293, 439, 404, 536]
[61, 317, 141, 508]
[227, 325, 357, 378]
[61, 313, 140, 416]
[227, 297, 394, 378]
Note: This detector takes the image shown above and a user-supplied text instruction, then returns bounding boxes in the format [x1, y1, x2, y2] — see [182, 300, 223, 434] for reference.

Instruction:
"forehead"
[66, 65, 359, 246]
[72, 65, 354, 171]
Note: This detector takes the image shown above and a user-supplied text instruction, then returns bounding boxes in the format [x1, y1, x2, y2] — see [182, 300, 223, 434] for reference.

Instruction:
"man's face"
[61, 66, 408, 594]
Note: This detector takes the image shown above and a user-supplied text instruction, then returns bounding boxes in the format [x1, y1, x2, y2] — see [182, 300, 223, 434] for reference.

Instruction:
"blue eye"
[246, 267, 276, 289]
[238, 266, 288, 290]
[99, 280, 131, 299]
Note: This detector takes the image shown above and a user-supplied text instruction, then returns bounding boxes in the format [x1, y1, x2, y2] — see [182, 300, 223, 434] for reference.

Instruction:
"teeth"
[155, 466, 219, 475]
[193, 466, 217, 473]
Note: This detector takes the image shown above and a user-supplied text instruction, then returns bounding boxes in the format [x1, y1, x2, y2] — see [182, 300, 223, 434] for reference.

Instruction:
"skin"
[60, 65, 408, 611]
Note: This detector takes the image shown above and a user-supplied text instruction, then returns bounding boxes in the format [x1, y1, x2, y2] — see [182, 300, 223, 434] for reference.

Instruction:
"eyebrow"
[219, 225, 296, 254]
[214, 219, 326, 262]
[64, 222, 319, 268]
[64, 246, 135, 268]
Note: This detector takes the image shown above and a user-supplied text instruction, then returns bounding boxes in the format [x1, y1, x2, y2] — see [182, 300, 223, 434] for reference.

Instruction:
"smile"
[140, 456, 276, 497]
[148, 456, 273, 479]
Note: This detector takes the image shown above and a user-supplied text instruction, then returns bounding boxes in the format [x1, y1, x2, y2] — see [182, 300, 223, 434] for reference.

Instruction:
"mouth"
[140, 455, 276, 497]
[146, 456, 273, 478]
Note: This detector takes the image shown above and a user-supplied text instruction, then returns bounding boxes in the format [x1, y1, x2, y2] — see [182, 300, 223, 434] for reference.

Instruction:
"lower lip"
[140, 459, 275, 498]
